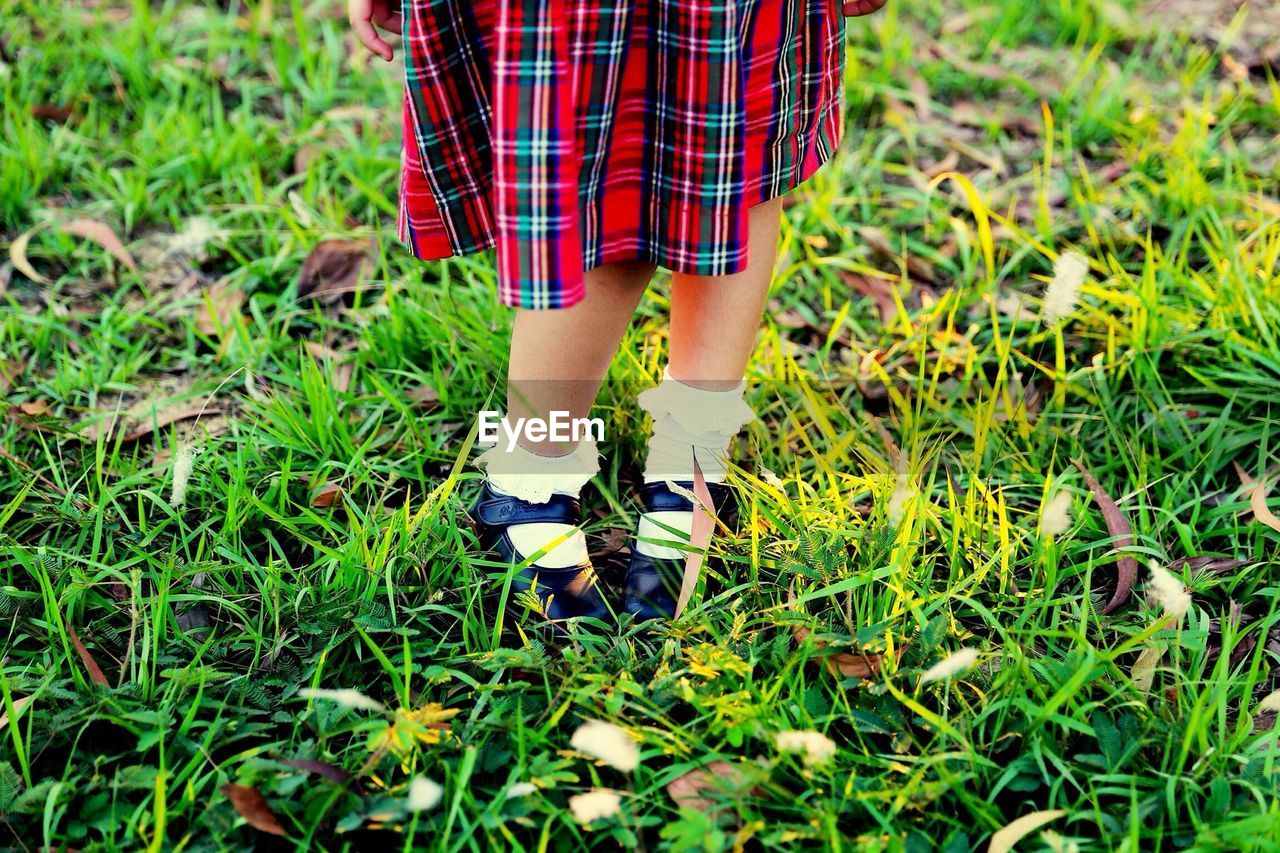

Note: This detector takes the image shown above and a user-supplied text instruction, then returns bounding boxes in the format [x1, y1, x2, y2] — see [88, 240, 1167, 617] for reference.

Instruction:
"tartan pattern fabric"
[399, 0, 847, 309]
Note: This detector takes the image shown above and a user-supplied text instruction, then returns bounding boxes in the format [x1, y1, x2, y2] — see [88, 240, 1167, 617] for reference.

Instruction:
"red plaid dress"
[397, 0, 847, 309]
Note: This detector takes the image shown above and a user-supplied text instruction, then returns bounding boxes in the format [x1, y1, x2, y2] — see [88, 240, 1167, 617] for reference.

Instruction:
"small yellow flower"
[370, 703, 461, 764]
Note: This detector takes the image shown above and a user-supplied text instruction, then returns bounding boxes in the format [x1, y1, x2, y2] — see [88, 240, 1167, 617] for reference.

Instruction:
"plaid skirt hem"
[397, 94, 842, 286]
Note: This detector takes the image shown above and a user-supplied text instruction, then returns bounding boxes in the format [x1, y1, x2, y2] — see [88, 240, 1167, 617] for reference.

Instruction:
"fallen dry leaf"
[68, 627, 110, 687]
[221, 784, 287, 836]
[32, 104, 75, 123]
[17, 399, 51, 417]
[858, 226, 938, 284]
[280, 758, 352, 785]
[407, 382, 440, 408]
[988, 809, 1066, 853]
[1131, 643, 1162, 692]
[839, 271, 898, 325]
[1169, 555, 1250, 576]
[311, 481, 344, 508]
[85, 404, 220, 444]
[1234, 464, 1280, 535]
[0, 695, 34, 732]
[788, 584, 897, 679]
[674, 457, 716, 619]
[296, 239, 372, 303]
[666, 760, 754, 813]
[59, 219, 138, 273]
[1074, 461, 1139, 614]
[303, 341, 354, 394]
[195, 279, 246, 336]
[9, 224, 51, 285]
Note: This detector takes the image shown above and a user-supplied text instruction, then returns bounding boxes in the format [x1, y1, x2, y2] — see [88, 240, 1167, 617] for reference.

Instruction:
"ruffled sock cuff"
[636, 367, 757, 437]
[475, 434, 600, 504]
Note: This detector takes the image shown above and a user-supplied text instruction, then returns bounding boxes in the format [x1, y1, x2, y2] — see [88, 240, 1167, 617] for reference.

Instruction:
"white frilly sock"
[635, 369, 755, 560]
[475, 432, 599, 568]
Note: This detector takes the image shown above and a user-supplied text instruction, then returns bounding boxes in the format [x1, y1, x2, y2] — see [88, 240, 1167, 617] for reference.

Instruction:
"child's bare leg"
[625, 199, 781, 610]
[668, 197, 783, 388]
[507, 260, 656, 455]
[480, 260, 654, 572]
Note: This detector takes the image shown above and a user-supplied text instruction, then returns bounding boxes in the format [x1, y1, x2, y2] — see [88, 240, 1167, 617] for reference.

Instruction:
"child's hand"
[349, 0, 402, 62]
[842, 0, 889, 15]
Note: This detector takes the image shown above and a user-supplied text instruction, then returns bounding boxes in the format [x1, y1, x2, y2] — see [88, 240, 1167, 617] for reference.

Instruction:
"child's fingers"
[373, 10, 403, 35]
[842, 0, 889, 15]
[352, 18, 395, 61]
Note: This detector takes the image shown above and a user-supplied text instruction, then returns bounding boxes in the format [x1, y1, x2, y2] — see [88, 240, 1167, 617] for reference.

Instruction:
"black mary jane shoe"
[622, 480, 736, 621]
[470, 481, 610, 625]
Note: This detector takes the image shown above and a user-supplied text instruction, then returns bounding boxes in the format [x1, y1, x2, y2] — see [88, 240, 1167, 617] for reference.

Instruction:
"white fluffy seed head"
[407, 776, 443, 811]
[568, 789, 622, 823]
[505, 782, 538, 799]
[1041, 251, 1090, 325]
[166, 216, 229, 261]
[775, 730, 837, 766]
[169, 442, 198, 507]
[297, 687, 385, 712]
[887, 468, 914, 527]
[1147, 561, 1191, 620]
[570, 720, 639, 773]
[920, 647, 981, 683]
[1039, 490, 1072, 536]
[1255, 689, 1280, 714]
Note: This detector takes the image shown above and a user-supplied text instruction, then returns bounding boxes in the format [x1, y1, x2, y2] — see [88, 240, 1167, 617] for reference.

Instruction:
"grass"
[2, 0, 1280, 848]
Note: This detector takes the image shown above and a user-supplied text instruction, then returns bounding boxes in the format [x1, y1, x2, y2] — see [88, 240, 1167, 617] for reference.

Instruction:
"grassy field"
[3, 0, 1280, 848]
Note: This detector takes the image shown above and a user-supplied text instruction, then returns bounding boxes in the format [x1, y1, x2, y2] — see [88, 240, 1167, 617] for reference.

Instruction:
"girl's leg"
[507, 260, 656, 455]
[480, 260, 655, 571]
[630, 198, 782, 576]
[667, 197, 783, 389]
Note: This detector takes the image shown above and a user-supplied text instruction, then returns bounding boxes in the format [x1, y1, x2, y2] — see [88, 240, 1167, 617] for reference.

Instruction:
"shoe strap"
[473, 484, 580, 528]
[639, 480, 733, 515]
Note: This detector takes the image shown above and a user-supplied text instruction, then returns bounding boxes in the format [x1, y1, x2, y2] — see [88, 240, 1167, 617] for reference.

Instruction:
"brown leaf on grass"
[1169, 555, 1251, 576]
[281, 758, 351, 785]
[304, 341, 354, 394]
[666, 760, 755, 813]
[406, 382, 441, 409]
[1234, 464, 1280, 535]
[1072, 461, 1138, 614]
[839, 271, 898, 325]
[787, 584, 896, 679]
[194, 279, 246, 336]
[9, 225, 51, 285]
[857, 226, 938, 284]
[989, 810, 1067, 853]
[674, 456, 716, 619]
[10, 399, 54, 429]
[8, 219, 138, 285]
[311, 482, 344, 508]
[220, 784, 287, 836]
[59, 219, 138, 273]
[293, 144, 321, 174]
[0, 695, 34, 732]
[922, 149, 961, 180]
[68, 627, 109, 687]
[85, 404, 220, 444]
[296, 240, 372, 303]
[33, 104, 75, 123]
